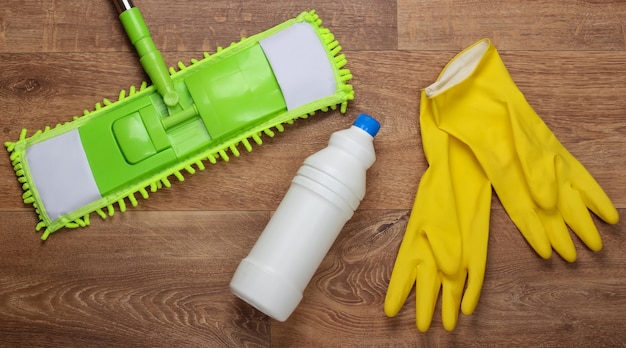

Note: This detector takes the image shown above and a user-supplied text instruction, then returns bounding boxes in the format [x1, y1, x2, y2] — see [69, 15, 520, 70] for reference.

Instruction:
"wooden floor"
[1, 1, 625, 347]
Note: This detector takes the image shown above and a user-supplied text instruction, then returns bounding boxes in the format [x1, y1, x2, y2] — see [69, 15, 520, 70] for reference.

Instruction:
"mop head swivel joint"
[5, 10, 354, 240]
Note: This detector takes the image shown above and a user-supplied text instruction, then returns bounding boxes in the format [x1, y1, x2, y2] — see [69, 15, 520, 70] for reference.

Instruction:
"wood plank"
[0, 0, 396, 54]
[0, 211, 271, 347]
[398, 0, 626, 51]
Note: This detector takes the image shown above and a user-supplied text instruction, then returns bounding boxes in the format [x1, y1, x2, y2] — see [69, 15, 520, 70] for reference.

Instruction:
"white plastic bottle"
[230, 113, 380, 321]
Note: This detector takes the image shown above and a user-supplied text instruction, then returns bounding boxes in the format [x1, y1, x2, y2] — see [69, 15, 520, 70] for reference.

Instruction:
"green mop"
[5, 1, 354, 240]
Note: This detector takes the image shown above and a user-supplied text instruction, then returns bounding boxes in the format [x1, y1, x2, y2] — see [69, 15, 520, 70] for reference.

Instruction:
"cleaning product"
[5, 9, 354, 240]
[230, 113, 380, 322]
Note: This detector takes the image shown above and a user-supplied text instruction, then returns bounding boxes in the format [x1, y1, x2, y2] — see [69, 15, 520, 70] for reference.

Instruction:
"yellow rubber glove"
[426, 39, 619, 262]
[385, 92, 491, 331]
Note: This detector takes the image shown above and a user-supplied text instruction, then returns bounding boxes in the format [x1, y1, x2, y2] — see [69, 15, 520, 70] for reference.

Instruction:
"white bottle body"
[230, 116, 378, 322]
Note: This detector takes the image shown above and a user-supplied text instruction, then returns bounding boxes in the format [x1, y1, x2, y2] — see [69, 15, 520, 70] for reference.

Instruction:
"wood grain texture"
[399, 0, 626, 51]
[0, 0, 396, 53]
[0, 211, 271, 347]
[1, 0, 625, 347]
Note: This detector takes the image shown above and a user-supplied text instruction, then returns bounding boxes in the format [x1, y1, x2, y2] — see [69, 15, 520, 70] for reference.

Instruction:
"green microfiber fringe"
[5, 10, 354, 240]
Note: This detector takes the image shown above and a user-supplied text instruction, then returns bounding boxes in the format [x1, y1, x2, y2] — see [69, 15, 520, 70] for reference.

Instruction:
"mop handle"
[113, 0, 133, 13]
[113, 0, 180, 107]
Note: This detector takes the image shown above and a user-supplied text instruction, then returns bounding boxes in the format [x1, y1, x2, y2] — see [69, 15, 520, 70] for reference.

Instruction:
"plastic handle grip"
[118, 6, 179, 107]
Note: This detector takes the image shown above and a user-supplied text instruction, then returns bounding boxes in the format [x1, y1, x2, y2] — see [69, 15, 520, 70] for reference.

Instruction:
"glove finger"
[559, 182, 603, 252]
[385, 229, 421, 317]
[504, 203, 552, 259]
[415, 261, 441, 332]
[536, 208, 577, 262]
[509, 103, 558, 210]
[579, 182, 620, 226]
[460, 194, 490, 316]
[385, 263, 417, 317]
[484, 136, 553, 260]
[563, 157, 620, 225]
[461, 259, 486, 316]
[441, 273, 465, 331]
[385, 180, 438, 318]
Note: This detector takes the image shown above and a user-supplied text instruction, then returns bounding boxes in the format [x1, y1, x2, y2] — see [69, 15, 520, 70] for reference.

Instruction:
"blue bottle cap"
[353, 113, 380, 137]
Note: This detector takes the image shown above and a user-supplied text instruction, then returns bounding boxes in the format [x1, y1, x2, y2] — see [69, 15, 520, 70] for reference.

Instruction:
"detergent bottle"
[230, 113, 380, 321]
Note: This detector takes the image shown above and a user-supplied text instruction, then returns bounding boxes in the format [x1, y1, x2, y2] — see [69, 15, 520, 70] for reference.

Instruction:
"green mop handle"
[114, 0, 179, 107]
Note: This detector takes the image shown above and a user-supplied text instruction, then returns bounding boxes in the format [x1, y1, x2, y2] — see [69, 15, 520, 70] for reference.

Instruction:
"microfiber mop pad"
[5, 10, 354, 240]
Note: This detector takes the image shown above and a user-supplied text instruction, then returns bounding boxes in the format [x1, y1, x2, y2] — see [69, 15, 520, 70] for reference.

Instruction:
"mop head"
[5, 10, 354, 240]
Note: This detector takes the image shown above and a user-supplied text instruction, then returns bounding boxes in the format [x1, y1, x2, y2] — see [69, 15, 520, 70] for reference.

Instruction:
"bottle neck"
[328, 126, 376, 169]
